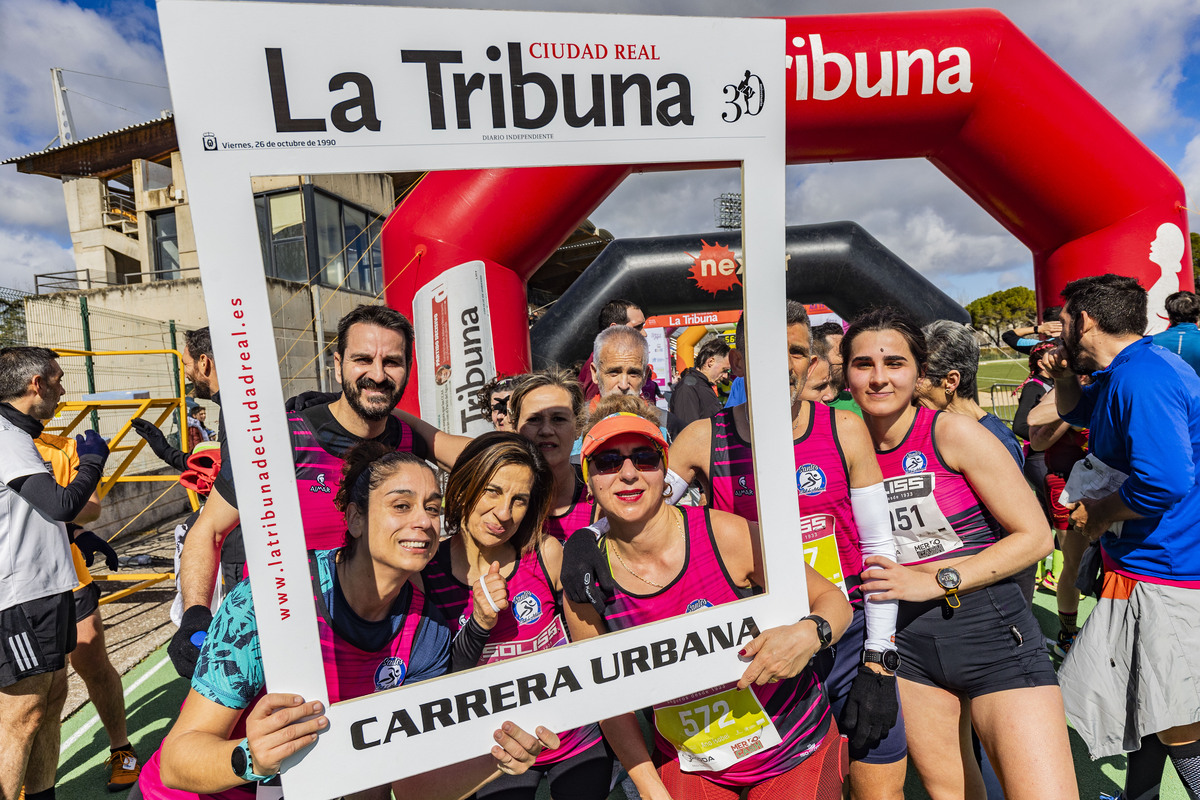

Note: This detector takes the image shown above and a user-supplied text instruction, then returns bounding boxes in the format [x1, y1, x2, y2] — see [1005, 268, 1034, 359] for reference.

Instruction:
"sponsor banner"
[413, 261, 497, 437]
[646, 327, 671, 393]
[646, 309, 743, 329]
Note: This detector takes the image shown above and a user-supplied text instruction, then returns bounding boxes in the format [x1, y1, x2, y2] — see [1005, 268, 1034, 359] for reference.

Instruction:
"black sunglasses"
[588, 448, 662, 475]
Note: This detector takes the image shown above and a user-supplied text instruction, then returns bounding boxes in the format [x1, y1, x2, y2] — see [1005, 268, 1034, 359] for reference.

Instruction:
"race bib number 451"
[654, 684, 782, 772]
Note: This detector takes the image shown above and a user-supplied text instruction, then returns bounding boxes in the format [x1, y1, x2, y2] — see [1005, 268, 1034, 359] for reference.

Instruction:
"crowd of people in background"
[1, 279, 1198, 800]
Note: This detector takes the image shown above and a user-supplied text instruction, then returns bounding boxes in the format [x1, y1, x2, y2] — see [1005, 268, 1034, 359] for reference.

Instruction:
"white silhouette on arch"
[1145, 222, 1185, 335]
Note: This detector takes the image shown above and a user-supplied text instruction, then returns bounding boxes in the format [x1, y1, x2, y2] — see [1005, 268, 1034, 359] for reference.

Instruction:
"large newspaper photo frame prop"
[159, 3, 800, 797]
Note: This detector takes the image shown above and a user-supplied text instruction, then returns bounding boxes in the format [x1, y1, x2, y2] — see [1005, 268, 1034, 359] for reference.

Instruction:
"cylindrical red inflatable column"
[382, 165, 632, 426]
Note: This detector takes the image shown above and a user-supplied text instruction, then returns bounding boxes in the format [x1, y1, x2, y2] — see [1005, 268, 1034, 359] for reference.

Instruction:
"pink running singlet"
[543, 469, 596, 543]
[137, 552, 432, 800]
[600, 505, 833, 787]
[874, 407, 1003, 565]
[709, 403, 862, 600]
[288, 408, 419, 551]
[422, 546, 601, 765]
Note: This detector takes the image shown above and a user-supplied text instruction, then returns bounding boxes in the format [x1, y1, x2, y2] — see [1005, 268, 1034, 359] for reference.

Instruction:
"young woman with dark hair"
[139, 441, 557, 800]
[422, 431, 613, 800]
[842, 308, 1076, 800]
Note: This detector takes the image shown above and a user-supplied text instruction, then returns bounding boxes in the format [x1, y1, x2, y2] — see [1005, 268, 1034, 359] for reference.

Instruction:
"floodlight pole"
[51, 68, 76, 146]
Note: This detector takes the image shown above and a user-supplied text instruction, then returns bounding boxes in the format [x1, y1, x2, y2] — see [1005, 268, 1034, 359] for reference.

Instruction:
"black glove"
[130, 418, 170, 456]
[284, 390, 339, 412]
[840, 665, 900, 751]
[74, 429, 110, 463]
[70, 527, 119, 572]
[169, 605, 213, 679]
[131, 418, 187, 470]
[561, 526, 615, 618]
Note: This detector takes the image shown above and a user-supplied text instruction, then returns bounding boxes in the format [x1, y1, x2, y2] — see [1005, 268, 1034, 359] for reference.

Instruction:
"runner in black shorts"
[842, 310, 1076, 800]
[0, 592, 77, 688]
[1, 346, 109, 799]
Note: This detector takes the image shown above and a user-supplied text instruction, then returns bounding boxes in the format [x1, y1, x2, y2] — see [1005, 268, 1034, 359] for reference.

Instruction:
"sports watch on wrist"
[231, 738, 273, 784]
[801, 614, 833, 650]
[936, 566, 962, 608]
[861, 648, 901, 672]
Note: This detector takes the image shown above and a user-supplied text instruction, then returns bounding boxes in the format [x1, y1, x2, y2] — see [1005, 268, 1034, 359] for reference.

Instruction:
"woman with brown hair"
[140, 441, 557, 800]
[509, 370, 597, 542]
[421, 431, 613, 800]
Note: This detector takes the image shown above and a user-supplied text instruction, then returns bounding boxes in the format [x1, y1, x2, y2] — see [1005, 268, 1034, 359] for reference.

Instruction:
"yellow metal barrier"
[96, 574, 174, 605]
[41, 348, 199, 512]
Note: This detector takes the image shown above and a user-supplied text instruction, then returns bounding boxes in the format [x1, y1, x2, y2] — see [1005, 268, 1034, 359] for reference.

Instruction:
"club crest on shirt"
[734, 475, 755, 497]
[686, 599, 714, 613]
[310, 473, 332, 493]
[795, 463, 827, 496]
[902, 451, 928, 474]
[512, 590, 542, 625]
[374, 656, 406, 690]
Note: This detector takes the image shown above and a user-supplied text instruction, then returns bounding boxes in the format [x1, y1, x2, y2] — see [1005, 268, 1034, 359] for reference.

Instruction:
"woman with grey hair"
[916, 320, 1023, 467]
[917, 319, 1037, 608]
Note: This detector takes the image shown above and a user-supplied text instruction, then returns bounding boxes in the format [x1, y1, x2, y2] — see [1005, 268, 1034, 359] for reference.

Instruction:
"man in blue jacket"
[1044, 274, 1200, 800]
[1150, 290, 1200, 376]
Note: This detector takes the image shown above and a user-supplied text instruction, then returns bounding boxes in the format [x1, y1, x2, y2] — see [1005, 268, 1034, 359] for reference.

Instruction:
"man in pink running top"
[169, 304, 471, 678]
[666, 302, 905, 800]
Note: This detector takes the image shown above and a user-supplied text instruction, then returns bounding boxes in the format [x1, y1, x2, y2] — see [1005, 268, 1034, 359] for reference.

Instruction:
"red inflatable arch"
[382, 9, 1191, 419]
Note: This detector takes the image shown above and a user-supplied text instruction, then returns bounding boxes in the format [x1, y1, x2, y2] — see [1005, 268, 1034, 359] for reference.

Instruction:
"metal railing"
[102, 188, 137, 222]
[34, 269, 119, 295]
[987, 383, 1023, 425]
[43, 348, 198, 510]
[121, 266, 199, 284]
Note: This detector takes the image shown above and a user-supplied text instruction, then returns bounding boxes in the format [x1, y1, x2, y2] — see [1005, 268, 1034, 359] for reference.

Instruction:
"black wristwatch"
[861, 648, 901, 672]
[231, 738, 271, 783]
[936, 566, 962, 608]
[801, 614, 833, 650]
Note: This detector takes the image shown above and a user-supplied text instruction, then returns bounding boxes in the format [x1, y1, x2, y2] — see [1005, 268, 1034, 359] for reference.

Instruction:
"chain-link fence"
[0, 286, 30, 348]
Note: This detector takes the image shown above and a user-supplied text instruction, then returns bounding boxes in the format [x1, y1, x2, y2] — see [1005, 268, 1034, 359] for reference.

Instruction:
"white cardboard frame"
[158, 3, 798, 797]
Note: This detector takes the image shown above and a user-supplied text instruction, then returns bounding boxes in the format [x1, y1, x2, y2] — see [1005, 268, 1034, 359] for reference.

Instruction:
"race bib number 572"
[654, 684, 782, 772]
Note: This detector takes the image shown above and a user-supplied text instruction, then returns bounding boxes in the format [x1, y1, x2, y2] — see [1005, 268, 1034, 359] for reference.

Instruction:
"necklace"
[610, 508, 684, 589]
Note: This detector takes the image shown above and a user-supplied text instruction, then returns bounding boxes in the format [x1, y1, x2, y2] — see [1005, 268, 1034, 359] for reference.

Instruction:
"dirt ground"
[62, 514, 185, 720]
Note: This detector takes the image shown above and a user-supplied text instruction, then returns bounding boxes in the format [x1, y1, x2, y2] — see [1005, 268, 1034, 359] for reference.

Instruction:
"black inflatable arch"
[530, 221, 968, 370]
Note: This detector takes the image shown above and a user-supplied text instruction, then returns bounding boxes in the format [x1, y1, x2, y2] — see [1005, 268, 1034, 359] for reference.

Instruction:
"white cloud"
[0, 0, 170, 284]
[1180, 132, 1200, 234]
[591, 169, 741, 238]
[1, 0, 1196, 307]
[0, 228, 74, 292]
[785, 160, 1032, 297]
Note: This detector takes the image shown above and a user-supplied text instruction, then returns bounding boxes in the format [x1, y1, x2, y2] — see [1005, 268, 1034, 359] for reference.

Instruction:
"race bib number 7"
[883, 473, 962, 564]
[799, 514, 847, 598]
[654, 684, 782, 772]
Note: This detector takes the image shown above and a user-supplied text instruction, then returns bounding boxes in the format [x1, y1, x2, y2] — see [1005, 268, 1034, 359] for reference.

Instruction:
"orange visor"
[580, 412, 668, 482]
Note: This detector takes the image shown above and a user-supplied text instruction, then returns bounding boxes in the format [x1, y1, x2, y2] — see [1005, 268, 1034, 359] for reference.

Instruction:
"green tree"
[1191, 231, 1199, 288]
[966, 286, 1036, 348]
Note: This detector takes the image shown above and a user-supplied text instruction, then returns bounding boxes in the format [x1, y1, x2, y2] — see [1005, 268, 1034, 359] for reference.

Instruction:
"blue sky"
[1, 0, 1198, 304]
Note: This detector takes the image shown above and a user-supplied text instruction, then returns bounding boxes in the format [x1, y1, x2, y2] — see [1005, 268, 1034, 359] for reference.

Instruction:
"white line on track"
[61, 651, 171, 754]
